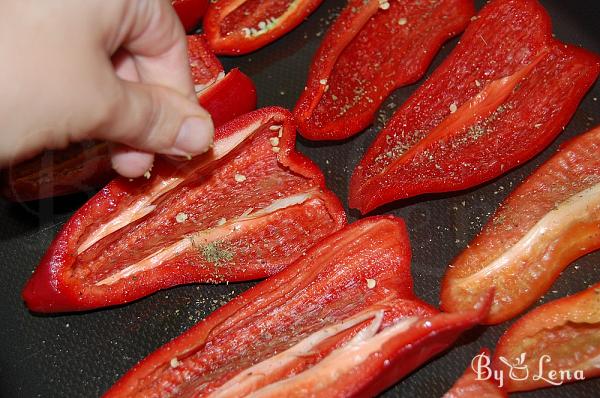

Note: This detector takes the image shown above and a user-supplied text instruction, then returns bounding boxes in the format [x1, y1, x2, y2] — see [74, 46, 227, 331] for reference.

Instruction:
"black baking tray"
[1, 0, 599, 397]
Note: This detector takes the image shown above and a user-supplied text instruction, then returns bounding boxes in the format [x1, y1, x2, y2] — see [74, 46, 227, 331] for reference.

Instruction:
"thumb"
[97, 79, 214, 158]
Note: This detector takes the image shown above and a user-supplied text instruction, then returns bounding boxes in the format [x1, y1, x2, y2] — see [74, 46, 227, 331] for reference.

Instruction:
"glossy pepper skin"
[22, 107, 345, 313]
[103, 216, 490, 398]
[172, 0, 209, 32]
[442, 349, 507, 398]
[203, 0, 324, 55]
[350, 0, 600, 214]
[493, 282, 600, 392]
[441, 125, 600, 324]
[3, 35, 256, 202]
[294, 0, 475, 141]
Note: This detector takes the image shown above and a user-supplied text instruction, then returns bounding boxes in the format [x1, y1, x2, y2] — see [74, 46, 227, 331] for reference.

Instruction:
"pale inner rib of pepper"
[206, 310, 385, 398]
[204, 310, 421, 398]
[195, 71, 226, 95]
[383, 50, 547, 175]
[242, 316, 418, 398]
[95, 191, 316, 286]
[453, 182, 600, 300]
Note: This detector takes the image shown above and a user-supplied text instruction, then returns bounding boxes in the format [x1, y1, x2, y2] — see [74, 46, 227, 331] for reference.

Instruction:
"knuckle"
[139, 87, 178, 149]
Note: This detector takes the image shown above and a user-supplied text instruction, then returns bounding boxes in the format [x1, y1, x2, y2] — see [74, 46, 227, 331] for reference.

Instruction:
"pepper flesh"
[22, 107, 345, 312]
[442, 349, 507, 398]
[493, 282, 600, 392]
[350, 0, 600, 214]
[172, 0, 209, 32]
[294, 0, 474, 141]
[103, 217, 490, 398]
[441, 125, 600, 324]
[3, 35, 257, 202]
[203, 0, 324, 55]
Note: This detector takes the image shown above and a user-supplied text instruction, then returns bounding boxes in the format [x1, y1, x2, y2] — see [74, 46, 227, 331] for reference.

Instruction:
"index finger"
[105, 0, 197, 101]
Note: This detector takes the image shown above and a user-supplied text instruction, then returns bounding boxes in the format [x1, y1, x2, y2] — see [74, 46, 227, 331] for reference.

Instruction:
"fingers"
[98, 0, 214, 177]
[115, 0, 196, 101]
[95, 78, 213, 160]
[110, 146, 155, 178]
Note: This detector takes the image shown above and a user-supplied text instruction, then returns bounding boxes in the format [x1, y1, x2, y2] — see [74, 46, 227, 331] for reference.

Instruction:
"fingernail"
[174, 116, 214, 155]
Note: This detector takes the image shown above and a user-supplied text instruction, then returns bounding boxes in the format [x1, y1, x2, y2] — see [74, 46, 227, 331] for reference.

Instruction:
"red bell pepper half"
[293, 0, 475, 141]
[188, 35, 258, 127]
[3, 35, 256, 202]
[22, 107, 345, 313]
[350, 0, 600, 214]
[203, 0, 324, 55]
[493, 282, 600, 392]
[442, 349, 507, 398]
[172, 0, 209, 33]
[441, 125, 600, 324]
[103, 216, 490, 398]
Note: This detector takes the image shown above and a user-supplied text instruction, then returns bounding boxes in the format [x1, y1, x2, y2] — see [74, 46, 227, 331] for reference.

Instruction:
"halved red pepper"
[441, 125, 600, 324]
[350, 0, 600, 214]
[172, 0, 209, 32]
[493, 282, 600, 392]
[293, 0, 475, 141]
[103, 216, 490, 398]
[22, 107, 345, 313]
[188, 35, 258, 127]
[203, 0, 324, 55]
[443, 349, 507, 398]
[3, 35, 257, 202]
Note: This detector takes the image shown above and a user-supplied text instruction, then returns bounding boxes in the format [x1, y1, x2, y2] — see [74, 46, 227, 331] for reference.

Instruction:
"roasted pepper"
[4, 35, 256, 202]
[294, 0, 474, 140]
[493, 282, 600, 392]
[22, 107, 345, 312]
[104, 217, 490, 397]
[350, 0, 600, 213]
[203, 0, 324, 55]
[441, 125, 600, 324]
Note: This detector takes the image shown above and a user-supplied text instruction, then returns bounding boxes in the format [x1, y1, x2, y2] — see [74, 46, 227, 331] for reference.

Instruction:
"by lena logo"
[470, 351, 585, 388]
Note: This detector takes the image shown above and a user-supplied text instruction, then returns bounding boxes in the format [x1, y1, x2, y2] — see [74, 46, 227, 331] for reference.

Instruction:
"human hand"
[0, 0, 214, 178]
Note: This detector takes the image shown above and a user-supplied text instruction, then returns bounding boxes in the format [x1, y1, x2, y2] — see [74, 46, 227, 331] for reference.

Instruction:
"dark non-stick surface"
[1, 1, 599, 397]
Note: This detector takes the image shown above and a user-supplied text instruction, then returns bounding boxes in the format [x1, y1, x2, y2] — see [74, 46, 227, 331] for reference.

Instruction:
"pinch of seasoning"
[272, 147, 280, 153]
[234, 173, 247, 182]
[269, 125, 281, 131]
[216, 217, 227, 226]
[449, 103, 458, 113]
[319, 79, 327, 85]
[475, 80, 481, 87]
[379, 1, 390, 10]
[398, 17, 408, 25]
[143, 170, 151, 179]
[534, 123, 542, 128]
[270, 137, 280, 146]
[175, 212, 188, 223]
[366, 278, 376, 289]
[170, 358, 180, 368]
